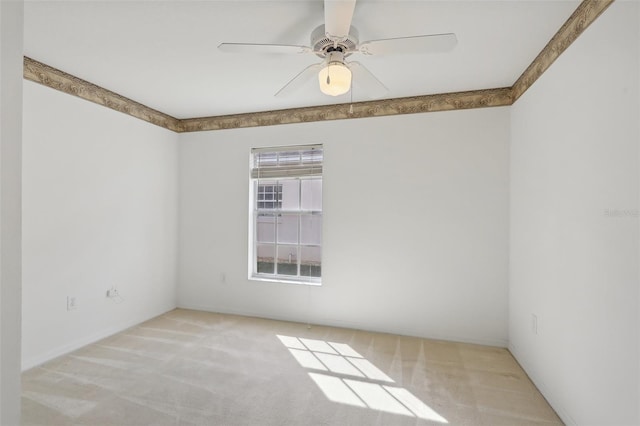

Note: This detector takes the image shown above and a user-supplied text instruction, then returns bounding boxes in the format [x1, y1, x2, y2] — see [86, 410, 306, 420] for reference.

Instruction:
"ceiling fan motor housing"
[311, 24, 359, 58]
[325, 50, 347, 66]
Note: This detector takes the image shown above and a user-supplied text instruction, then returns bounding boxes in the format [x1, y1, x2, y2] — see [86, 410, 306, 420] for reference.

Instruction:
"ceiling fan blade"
[349, 61, 388, 99]
[359, 33, 457, 56]
[218, 43, 311, 55]
[275, 63, 324, 97]
[324, 0, 357, 39]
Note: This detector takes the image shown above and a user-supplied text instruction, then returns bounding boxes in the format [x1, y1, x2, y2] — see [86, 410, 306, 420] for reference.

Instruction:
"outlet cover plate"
[67, 296, 77, 311]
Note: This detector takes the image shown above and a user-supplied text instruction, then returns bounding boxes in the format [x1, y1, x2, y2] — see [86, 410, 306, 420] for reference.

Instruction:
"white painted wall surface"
[22, 81, 179, 370]
[509, 2, 639, 425]
[179, 107, 510, 346]
[0, 0, 24, 423]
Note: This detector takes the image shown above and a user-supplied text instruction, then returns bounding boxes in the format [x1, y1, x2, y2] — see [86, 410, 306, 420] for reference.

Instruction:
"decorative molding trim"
[22, 0, 613, 132]
[23, 57, 183, 132]
[511, 0, 614, 101]
[23, 55, 512, 133]
[180, 88, 513, 132]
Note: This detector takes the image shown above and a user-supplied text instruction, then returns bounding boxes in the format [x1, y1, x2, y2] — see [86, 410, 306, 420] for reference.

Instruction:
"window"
[250, 145, 323, 284]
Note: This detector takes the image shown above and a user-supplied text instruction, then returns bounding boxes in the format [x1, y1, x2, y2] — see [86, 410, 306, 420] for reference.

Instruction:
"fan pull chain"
[349, 81, 354, 114]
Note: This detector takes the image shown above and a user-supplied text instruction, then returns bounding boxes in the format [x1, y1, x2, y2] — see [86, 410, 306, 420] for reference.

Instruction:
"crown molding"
[22, 0, 613, 133]
[23, 57, 183, 132]
[511, 0, 614, 101]
[180, 87, 513, 132]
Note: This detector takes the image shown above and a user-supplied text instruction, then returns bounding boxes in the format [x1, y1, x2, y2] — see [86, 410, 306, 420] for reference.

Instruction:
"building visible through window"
[250, 145, 323, 284]
[257, 183, 282, 210]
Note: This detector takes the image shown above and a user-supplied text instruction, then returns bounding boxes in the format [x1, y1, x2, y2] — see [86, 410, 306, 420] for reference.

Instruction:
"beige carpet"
[22, 309, 563, 425]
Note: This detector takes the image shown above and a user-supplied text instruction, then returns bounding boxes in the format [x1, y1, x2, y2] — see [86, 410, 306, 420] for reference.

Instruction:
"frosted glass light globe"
[318, 62, 351, 96]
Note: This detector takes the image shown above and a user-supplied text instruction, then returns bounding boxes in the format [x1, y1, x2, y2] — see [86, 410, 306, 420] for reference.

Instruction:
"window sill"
[249, 275, 321, 286]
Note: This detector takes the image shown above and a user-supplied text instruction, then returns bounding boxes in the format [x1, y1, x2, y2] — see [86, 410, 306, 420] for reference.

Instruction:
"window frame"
[249, 145, 323, 286]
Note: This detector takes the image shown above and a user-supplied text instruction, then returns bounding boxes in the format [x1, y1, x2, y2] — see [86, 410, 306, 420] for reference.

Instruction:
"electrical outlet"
[531, 314, 538, 335]
[67, 296, 77, 311]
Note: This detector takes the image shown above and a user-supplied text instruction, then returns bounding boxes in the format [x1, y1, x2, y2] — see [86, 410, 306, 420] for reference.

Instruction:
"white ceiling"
[24, 0, 580, 119]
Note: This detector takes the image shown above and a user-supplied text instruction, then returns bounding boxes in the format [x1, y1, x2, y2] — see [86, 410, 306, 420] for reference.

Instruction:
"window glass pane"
[300, 246, 321, 277]
[256, 181, 281, 210]
[278, 151, 301, 166]
[280, 179, 300, 210]
[256, 152, 277, 168]
[257, 244, 275, 274]
[300, 214, 322, 245]
[256, 214, 276, 243]
[301, 149, 322, 164]
[277, 214, 298, 244]
[277, 245, 298, 276]
[301, 179, 322, 211]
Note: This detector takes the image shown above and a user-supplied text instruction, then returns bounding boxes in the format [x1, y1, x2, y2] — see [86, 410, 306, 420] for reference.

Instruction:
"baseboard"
[176, 302, 508, 348]
[22, 305, 177, 372]
[508, 343, 577, 426]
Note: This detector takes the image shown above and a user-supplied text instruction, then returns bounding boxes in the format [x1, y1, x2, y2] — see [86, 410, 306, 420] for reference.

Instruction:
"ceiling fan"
[218, 0, 457, 98]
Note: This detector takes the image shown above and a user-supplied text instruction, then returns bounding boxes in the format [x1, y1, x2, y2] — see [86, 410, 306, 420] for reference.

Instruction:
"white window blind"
[251, 145, 323, 179]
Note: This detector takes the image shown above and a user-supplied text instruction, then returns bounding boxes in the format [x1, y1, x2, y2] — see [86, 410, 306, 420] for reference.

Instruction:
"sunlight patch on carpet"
[309, 373, 367, 408]
[277, 335, 448, 423]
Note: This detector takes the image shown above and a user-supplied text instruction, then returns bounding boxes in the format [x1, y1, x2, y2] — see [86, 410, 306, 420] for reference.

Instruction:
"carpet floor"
[22, 309, 563, 425]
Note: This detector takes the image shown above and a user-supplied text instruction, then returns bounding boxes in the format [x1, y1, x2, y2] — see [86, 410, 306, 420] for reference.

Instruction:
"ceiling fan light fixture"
[220, 0, 458, 99]
[318, 51, 351, 96]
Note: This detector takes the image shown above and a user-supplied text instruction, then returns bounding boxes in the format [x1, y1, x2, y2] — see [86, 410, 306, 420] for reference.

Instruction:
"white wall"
[22, 81, 179, 370]
[509, 2, 639, 425]
[0, 0, 24, 423]
[179, 107, 510, 346]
